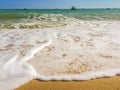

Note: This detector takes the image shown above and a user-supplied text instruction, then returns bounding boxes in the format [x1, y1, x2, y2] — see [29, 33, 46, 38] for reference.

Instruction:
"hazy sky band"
[0, 0, 120, 9]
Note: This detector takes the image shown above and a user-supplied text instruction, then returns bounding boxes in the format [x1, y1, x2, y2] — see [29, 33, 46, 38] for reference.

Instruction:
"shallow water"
[1, 9, 120, 29]
[0, 9, 120, 90]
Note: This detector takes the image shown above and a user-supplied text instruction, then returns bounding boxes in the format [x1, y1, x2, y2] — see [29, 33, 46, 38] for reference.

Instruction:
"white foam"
[0, 29, 52, 90]
[0, 20, 120, 90]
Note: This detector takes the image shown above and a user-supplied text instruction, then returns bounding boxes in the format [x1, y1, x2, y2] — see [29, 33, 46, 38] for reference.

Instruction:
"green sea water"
[1, 9, 120, 90]
[1, 9, 120, 20]
[0, 9, 120, 29]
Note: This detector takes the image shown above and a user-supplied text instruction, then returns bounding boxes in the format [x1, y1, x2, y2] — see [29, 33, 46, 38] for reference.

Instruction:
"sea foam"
[0, 20, 120, 90]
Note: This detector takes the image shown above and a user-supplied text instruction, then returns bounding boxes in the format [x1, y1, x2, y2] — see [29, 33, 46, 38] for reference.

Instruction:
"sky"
[0, 0, 120, 9]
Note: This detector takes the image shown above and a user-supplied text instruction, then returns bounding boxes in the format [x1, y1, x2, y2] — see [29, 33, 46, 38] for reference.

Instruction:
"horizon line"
[0, 8, 120, 9]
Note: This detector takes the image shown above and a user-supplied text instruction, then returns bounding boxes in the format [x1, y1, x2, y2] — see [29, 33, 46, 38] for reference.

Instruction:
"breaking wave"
[0, 13, 73, 29]
[1, 9, 120, 90]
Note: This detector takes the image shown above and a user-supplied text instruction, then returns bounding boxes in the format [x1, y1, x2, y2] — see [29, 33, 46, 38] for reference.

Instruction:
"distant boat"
[71, 6, 76, 10]
[106, 8, 110, 10]
[23, 8, 27, 10]
[16, 9, 19, 10]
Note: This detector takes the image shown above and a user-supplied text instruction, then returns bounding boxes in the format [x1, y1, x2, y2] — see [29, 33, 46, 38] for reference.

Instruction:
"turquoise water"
[0, 9, 120, 29]
[0, 9, 120, 20]
[1, 9, 120, 90]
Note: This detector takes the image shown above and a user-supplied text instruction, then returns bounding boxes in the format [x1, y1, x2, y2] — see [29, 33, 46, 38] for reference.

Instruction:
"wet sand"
[16, 76, 120, 90]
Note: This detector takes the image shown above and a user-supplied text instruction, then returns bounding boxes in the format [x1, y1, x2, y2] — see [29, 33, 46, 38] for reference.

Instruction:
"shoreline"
[16, 76, 120, 90]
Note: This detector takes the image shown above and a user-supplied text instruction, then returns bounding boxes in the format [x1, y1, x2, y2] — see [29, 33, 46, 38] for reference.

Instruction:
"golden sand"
[16, 76, 120, 90]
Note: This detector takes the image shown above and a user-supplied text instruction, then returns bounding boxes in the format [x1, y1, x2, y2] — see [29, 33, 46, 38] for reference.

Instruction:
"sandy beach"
[0, 9, 120, 90]
[16, 76, 120, 90]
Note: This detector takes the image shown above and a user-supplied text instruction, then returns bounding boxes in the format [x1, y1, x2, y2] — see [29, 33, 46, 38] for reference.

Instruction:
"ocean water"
[0, 9, 120, 90]
[1, 9, 120, 29]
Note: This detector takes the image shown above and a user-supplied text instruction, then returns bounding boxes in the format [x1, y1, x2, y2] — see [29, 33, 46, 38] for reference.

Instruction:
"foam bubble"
[0, 29, 52, 89]
[0, 20, 120, 89]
